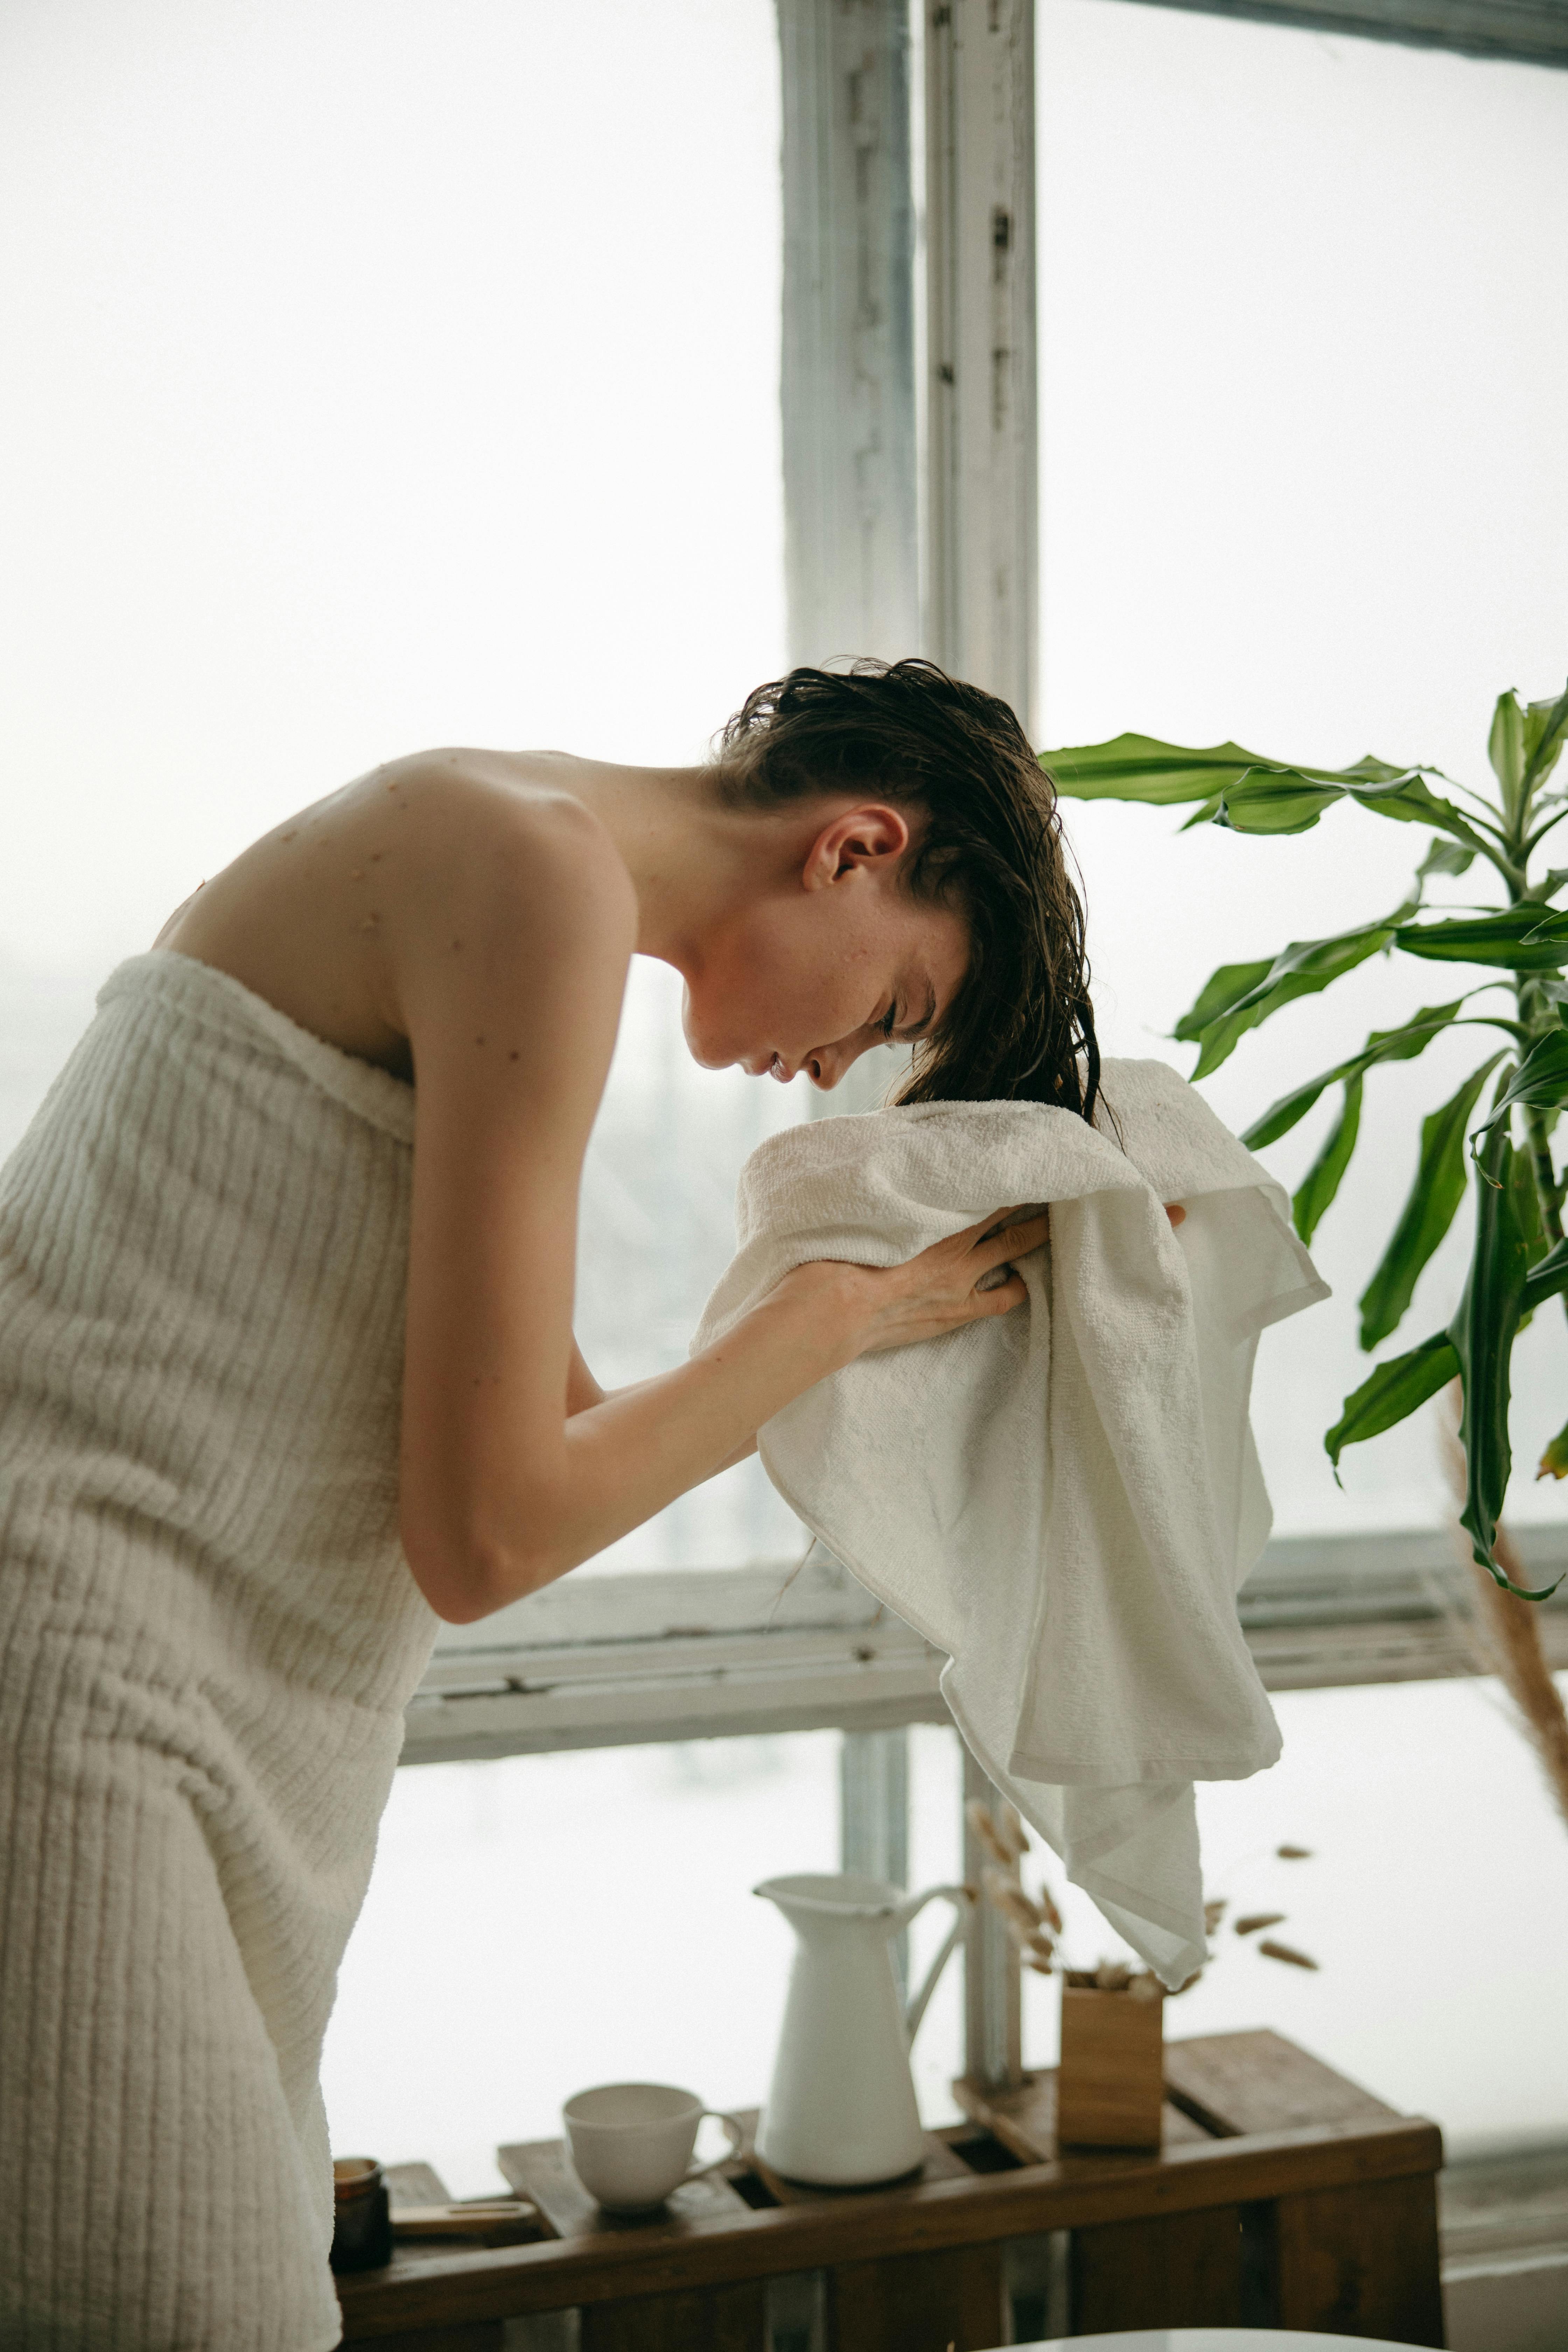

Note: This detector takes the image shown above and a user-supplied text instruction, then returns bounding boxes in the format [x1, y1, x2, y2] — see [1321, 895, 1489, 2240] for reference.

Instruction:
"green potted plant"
[1043, 682, 1568, 1813]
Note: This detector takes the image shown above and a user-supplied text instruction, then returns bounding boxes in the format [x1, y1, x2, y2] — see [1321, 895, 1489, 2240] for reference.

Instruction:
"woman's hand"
[856, 1204, 1052, 1354]
[807, 1204, 1051, 1359]
[782, 1196, 1189, 1364]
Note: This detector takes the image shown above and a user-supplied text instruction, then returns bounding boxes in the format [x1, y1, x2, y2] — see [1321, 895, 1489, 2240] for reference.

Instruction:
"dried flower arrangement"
[968, 1798, 1322, 1992]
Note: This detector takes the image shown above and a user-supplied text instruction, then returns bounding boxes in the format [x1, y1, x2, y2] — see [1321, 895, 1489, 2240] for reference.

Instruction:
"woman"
[0, 660, 1092, 2348]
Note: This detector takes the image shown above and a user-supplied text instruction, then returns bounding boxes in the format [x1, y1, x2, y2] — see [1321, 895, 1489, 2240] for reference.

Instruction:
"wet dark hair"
[713, 658, 1100, 1122]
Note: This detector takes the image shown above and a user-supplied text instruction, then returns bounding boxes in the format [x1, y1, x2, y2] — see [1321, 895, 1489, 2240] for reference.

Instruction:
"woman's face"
[680, 804, 968, 1091]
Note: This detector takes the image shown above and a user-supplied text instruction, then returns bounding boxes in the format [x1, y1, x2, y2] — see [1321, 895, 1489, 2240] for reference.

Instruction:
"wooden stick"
[392, 2200, 539, 2239]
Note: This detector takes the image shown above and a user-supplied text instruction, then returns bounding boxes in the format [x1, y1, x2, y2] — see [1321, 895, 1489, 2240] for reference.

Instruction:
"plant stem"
[1438, 1390, 1568, 1836]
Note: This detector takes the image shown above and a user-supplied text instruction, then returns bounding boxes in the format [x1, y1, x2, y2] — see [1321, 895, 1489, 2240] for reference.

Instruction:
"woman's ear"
[801, 804, 913, 892]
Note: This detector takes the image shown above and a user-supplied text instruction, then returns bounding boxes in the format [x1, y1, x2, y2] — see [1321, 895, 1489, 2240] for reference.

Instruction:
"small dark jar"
[330, 2156, 394, 2273]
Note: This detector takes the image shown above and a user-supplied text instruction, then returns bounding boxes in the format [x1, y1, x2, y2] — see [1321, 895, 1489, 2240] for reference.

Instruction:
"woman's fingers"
[973, 1209, 1049, 1272]
[974, 1204, 1028, 1245]
[852, 1192, 1188, 1359]
[972, 1269, 1027, 1311]
[972, 1198, 1176, 1320]
[977, 1200, 1183, 1252]
[974, 1261, 1016, 1294]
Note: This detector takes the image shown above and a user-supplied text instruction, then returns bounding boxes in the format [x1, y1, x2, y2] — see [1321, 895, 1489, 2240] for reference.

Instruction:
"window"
[7, 0, 1567, 2203]
[1035, 0, 1568, 1537]
[1033, 0, 1568, 2162]
[0, 0, 802, 1576]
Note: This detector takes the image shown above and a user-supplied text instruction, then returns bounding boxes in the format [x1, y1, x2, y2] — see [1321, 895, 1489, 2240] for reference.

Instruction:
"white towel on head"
[693, 1059, 1328, 1989]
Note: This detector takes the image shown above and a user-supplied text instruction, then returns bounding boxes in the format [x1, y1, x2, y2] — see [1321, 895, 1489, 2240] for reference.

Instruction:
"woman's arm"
[567, 1343, 606, 1416]
[384, 771, 1043, 1623]
[538, 1228, 1035, 1601]
[570, 1344, 757, 1475]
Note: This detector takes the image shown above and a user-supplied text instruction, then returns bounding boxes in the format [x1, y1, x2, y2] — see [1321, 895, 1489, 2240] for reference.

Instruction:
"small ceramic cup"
[562, 2081, 744, 2213]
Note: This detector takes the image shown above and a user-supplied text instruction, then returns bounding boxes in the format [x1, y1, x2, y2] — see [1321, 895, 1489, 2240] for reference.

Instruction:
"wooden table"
[335, 2030, 1445, 2351]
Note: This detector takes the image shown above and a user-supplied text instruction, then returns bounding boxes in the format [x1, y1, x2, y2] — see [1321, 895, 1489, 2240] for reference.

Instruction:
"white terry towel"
[694, 1059, 1328, 1990]
[0, 955, 433, 2349]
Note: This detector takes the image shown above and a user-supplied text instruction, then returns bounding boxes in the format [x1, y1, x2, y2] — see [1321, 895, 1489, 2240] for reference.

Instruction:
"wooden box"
[335, 2030, 1445, 2351]
[1056, 1986, 1165, 2149]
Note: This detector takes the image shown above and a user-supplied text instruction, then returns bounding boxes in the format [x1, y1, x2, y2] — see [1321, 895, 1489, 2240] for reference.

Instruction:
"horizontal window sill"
[400, 1528, 1568, 1763]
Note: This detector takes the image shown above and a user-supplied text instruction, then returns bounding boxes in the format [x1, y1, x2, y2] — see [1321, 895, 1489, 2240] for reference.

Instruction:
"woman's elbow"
[400, 1518, 566, 1624]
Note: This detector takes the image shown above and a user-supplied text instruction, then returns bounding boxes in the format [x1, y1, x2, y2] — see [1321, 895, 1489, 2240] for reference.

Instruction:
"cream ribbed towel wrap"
[0, 952, 436, 2350]
[694, 1065, 1328, 1989]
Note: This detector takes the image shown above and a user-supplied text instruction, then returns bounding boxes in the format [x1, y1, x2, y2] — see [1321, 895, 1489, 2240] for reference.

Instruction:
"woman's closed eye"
[877, 983, 936, 1047]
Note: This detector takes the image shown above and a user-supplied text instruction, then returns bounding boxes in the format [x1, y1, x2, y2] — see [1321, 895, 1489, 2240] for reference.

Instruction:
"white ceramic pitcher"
[753, 1871, 971, 2186]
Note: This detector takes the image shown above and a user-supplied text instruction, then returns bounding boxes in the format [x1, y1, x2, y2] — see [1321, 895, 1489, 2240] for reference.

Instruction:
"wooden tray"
[337, 2031, 1445, 2350]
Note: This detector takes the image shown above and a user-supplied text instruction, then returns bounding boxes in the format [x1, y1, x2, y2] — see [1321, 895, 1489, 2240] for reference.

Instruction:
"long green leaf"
[1357, 1055, 1507, 1351]
[1470, 1029, 1568, 1160]
[1173, 958, 1274, 1042]
[1212, 783, 1339, 836]
[1520, 687, 1568, 856]
[1395, 907, 1568, 969]
[1178, 912, 1414, 1080]
[1219, 767, 1478, 841]
[1415, 835, 1476, 890]
[1498, 1037, 1568, 1157]
[1511, 1129, 1546, 1266]
[1522, 681, 1568, 797]
[1293, 1077, 1362, 1246]
[1042, 735, 1399, 806]
[1522, 1233, 1568, 1315]
[1325, 1331, 1458, 1472]
[1044, 735, 1485, 852]
[1489, 691, 1527, 832]
[1241, 1000, 1467, 1150]
[1448, 1125, 1559, 1595]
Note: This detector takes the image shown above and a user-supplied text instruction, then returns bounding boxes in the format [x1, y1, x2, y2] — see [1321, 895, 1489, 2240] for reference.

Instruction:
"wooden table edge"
[336, 2113, 1443, 2334]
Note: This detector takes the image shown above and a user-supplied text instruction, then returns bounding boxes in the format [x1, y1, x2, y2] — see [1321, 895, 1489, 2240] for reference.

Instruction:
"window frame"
[404, 1530, 1568, 1765]
[395, 0, 1568, 2089]
[407, 0, 1568, 1770]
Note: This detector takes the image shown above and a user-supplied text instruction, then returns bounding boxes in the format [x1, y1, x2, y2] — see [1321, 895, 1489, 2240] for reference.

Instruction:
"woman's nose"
[807, 1037, 869, 1090]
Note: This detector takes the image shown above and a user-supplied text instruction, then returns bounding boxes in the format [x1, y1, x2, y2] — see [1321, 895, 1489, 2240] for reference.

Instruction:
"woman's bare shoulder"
[155, 748, 636, 1077]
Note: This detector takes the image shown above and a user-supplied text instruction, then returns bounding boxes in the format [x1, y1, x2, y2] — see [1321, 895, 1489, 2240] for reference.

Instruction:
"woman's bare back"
[153, 748, 624, 1082]
[148, 743, 1046, 1626]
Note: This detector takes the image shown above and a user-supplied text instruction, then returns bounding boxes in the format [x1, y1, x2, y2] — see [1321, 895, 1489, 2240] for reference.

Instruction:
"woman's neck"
[543, 752, 815, 975]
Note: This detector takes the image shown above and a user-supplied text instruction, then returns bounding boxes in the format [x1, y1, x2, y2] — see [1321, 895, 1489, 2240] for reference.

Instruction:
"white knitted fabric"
[0, 951, 436, 2350]
[695, 1068, 1328, 1989]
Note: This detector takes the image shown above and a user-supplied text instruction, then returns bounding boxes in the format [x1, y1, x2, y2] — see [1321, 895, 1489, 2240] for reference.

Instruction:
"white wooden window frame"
[398, 0, 1568, 2082]
[407, 0, 1568, 1768]
[406, 1530, 1568, 1767]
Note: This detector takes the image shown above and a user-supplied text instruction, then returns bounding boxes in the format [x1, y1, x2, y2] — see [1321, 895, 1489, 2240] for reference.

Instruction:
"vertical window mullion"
[778, 0, 921, 667]
[839, 1726, 913, 1995]
[922, 0, 1040, 735]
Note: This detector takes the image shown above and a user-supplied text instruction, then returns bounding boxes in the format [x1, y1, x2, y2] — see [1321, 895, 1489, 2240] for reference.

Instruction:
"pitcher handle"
[897, 1883, 973, 2045]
